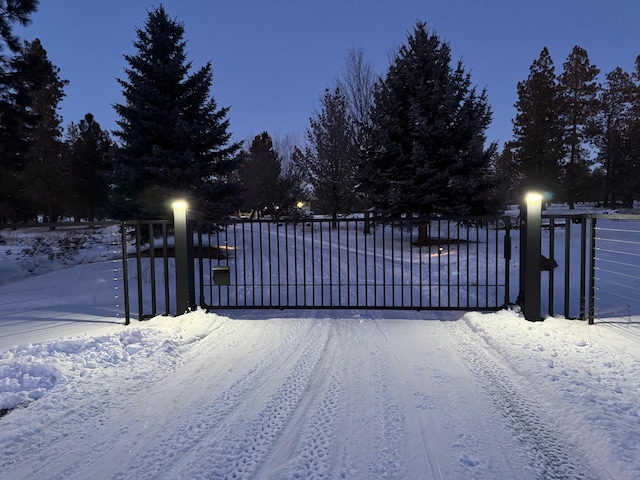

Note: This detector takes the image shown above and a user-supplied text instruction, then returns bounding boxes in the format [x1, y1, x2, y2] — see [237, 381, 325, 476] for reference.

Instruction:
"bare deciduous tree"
[334, 47, 377, 147]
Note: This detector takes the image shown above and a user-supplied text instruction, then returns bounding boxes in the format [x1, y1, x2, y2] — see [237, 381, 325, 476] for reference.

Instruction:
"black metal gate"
[196, 216, 512, 310]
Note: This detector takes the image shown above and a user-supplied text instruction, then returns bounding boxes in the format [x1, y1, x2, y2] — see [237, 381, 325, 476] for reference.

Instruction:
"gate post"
[523, 192, 543, 321]
[173, 200, 193, 315]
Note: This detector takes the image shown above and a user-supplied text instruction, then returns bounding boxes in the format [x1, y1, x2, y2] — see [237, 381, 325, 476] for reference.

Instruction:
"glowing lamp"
[172, 200, 188, 211]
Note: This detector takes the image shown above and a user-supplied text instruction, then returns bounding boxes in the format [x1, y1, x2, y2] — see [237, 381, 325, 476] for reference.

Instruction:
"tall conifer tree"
[627, 56, 640, 205]
[15, 39, 68, 222]
[305, 87, 359, 222]
[65, 113, 113, 220]
[512, 48, 565, 199]
[239, 132, 283, 219]
[0, 0, 39, 222]
[592, 67, 633, 206]
[559, 46, 600, 208]
[362, 22, 498, 217]
[112, 6, 240, 219]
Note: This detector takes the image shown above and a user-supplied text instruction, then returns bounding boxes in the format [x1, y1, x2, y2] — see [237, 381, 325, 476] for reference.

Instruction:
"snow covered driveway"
[1, 309, 613, 480]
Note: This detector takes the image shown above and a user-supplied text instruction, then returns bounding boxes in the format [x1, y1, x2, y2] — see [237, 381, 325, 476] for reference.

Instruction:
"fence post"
[173, 200, 193, 315]
[523, 192, 543, 321]
[121, 221, 131, 325]
[588, 216, 597, 325]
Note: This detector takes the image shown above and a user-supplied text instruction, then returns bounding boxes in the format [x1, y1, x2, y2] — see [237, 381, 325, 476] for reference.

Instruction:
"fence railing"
[537, 214, 591, 320]
[3, 212, 638, 326]
[536, 213, 640, 324]
[120, 220, 174, 323]
[0, 221, 128, 324]
[590, 214, 640, 322]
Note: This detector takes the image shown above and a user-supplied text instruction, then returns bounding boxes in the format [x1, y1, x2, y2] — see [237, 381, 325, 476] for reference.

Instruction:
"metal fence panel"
[197, 216, 512, 311]
[538, 213, 640, 323]
[590, 214, 640, 322]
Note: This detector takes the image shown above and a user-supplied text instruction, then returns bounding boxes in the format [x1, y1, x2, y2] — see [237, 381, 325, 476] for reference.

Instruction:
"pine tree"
[0, 0, 39, 222]
[16, 38, 68, 222]
[239, 132, 281, 218]
[65, 113, 113, 220]
[112, 6, 241, 219]
[0, 0, 38, 54]
[494, 141, 525, 205]
[559, 46, 600, 208]
[627, 56, 640, 206]
[512, 47, 565, 200]
[362, 22, 498, 217]
[305, 87, 359, 223]
[592, 67, 634, 207]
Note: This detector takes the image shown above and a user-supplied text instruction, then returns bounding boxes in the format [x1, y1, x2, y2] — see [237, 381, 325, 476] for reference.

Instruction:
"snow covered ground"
[1, 217, 640, 479]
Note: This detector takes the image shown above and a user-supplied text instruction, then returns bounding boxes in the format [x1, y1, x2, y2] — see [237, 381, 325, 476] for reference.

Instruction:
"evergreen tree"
[512, 47, 565, 200]
[0, 0, 38, 54]
[239, 132, 282, 219]
[627, 56, 640, 205]
[0, 0, 39, 222]
[305, 87, 359, 222]
[494, 141, 525, 205]
[559, 46, 600, 208]
[592, 67, 634, 207]
[65, 113, 114, 220]
[362, 22, 499, 217]
[112, 6, 241, 219]
[15, 38, 68, 222]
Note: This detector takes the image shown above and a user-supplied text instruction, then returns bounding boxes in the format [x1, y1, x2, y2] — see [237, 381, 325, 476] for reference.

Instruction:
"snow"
[1, 217, 640, 479]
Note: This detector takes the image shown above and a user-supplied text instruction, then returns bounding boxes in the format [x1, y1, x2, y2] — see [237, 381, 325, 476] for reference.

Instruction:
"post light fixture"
[523, 191, 543, 321]
[524, 192, 543, 204]
[172, 199, 188, 211]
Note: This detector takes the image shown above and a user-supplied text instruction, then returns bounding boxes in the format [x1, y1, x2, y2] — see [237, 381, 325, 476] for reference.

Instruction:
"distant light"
[525, 192, 543, 203]
[297, 201, 304, 209]
[172, 200, 188, 210]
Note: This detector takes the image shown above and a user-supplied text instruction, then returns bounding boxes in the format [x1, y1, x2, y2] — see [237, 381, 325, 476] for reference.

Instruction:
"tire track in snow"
[265, 365, 345, 480]
[449, 319, 600, 480]
[183, 321, 333, 479]
[368, 319, 406, 479]
[108, 320, 321, 480]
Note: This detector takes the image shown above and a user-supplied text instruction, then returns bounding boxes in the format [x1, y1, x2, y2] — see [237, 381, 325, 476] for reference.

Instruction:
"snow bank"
[0, 309, 217, 412]
[463, 310, 640, 479]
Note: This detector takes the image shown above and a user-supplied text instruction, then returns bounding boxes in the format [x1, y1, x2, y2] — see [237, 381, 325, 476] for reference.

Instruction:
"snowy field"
[1, 214, 640, 479]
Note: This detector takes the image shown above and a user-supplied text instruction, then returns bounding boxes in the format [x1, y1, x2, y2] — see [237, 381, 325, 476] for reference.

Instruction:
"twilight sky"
[15, 0, 640, 148]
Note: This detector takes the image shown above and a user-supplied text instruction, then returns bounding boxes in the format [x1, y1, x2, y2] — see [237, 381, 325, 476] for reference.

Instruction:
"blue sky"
[16, 0, 640, 148]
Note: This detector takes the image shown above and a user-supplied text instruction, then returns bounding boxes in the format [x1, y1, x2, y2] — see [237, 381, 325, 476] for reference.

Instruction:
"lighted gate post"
[173, 200, 192, 315]
[523, 192, 543, 321]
